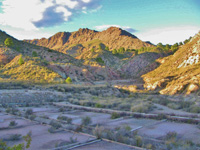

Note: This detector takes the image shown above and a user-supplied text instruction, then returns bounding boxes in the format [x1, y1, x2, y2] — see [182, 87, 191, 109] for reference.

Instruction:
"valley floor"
[0, 83, 200, 149]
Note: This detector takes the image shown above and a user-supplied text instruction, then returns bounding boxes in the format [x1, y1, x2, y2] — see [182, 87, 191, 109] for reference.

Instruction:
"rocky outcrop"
[143, 31, 200, 95]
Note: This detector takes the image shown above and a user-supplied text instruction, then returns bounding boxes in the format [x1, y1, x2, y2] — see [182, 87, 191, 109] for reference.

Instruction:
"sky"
[0, 0, 199, 45]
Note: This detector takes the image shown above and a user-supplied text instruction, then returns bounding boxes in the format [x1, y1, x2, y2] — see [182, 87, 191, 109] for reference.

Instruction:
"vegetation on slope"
[142, 32, 200, 95]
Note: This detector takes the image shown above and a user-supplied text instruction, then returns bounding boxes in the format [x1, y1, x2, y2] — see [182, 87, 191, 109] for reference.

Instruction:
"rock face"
[143, 31, 200, 95]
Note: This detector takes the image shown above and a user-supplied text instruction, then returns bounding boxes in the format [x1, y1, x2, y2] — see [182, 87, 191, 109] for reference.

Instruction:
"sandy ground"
[0, 114, 96, 150]
[139, 121, 200, 144]
[151, 104, 199, 117]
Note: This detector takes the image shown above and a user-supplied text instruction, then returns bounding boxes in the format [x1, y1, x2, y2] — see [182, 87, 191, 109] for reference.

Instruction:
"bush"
[93, 126, 104, 139]
[66, 77, 72, 84]
[18, 56, 24, 65]
[4, 38, 13, 47]
[111, 112, 120, 119]
[29, 115, 36, 120]
[25, 109, 33, 116]
[95, 57, 104, 64]
[50, 121, 62, 129]
[32, 51, 38, 57]
[95, 103, 103, 108]
[81, 116, 92, 126]
[57, 116, 72, 124]
[9, 121, 18, 127]
[8, 134, 22, 141]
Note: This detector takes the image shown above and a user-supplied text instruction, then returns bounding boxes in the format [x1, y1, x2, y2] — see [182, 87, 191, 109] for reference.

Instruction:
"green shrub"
[32, 51, 38, 57]
[91, 48, 95, 52]
[25, 109, 33, 116]
[8, 134, 22, 141]
[4, 38, 13, 47]
[18, 56, 24, 65]
[9, 121, 18, 127]
[95, 103, 102, 108]
[50, 121, 62, 129]
[111, 112, 120, 119]
[95, 57, 104, 64]
[93, 126, 104, 139]
[81, 116, 92, 126]
[57, 116, 72, 124]
[66, 77, 72, 84]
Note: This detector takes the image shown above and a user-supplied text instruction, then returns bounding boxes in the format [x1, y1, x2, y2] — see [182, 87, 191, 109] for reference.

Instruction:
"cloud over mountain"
[0, 0, 102, 30]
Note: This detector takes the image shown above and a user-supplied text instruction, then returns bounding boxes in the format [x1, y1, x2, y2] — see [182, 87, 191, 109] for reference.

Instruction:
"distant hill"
[142, 31, 200, 95]
[25, 27, 153, 58]
[0, 28, 168, 84]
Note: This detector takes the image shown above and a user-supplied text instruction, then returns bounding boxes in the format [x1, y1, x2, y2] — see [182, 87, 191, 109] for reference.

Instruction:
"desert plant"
[32, 51, 38, 57]
[66, 77, 72, 84]
[25, 109, 33, 116]
[18, 56, 24, 65]
[0, 133, 31, 150]
[9, 121, 18, 127]
[4, 38, 13, 47]
[81, 116, 92, 126]
[57, 116, 72, 124]
[93, 126, 104, 139]
[9, 134, 22, 141]
[50, 121, 62, 129]
[111, 112, 120, 119]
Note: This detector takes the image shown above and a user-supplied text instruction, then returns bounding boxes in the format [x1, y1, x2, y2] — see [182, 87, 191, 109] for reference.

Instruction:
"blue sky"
[0, 0, 199, 44]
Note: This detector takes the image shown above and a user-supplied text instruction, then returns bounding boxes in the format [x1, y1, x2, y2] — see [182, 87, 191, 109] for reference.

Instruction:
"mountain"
[142, 31, 200, 95]
[25, 27, 153, 57]
[0, 27, 167, 84]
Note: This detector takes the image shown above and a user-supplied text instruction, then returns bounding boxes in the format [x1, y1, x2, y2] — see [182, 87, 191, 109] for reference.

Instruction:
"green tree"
[81, 116, 92, 126]
[157, 43, 164, 49]
[179, 42, 183, 46]
[4, 38, 13, 47]
[112, 49, 117, 55]
[91, 48, 95, 53]
[18, 56, 24, 65]
[118, 47, 125, 54]
[105, 46, 109, 51]
[165, 44, 171, 51]
[66, 77, 72, 84]
[32, 51, 38, 57]
[170, 43, 179, 52]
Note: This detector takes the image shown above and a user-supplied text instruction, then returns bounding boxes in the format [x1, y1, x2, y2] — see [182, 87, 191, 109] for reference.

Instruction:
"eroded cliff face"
[143, 31, 200, 95]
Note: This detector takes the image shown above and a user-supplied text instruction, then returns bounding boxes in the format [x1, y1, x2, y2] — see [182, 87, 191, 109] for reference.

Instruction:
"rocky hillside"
[143, 31, 200, 95]
[25, 27, 153, 57]
[0, 28, 167, 84]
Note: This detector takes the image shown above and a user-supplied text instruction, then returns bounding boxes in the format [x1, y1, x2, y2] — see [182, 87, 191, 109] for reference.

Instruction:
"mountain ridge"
[25, 27, 153, 55]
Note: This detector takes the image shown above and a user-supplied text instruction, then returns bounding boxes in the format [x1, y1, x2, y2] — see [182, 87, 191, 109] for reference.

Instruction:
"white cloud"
[95, 24, 137, 33]
[136, 26, 200, 45]
[82, 0, 91, 3]
[55, 6, 72, 21]
[0, 0, 54, 30]
[0, 0, 102, 30]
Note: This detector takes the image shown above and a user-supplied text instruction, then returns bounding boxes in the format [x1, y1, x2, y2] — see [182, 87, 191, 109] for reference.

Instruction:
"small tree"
[105, 46, 109, 51]
[66, 77, 72, 84]
[9, 121, 18, 127]
[32, 51, 38, 57]
[18, 56, 24, 65]
[81, 116, 92, 126]
[4, 38, 13, 47]
[112, 49, 117, 55]
[91, 48, 95, 53]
